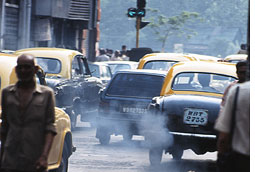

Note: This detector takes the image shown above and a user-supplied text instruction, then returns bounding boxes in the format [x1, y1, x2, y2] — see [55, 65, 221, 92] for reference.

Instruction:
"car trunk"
[162, 94, 221, 135]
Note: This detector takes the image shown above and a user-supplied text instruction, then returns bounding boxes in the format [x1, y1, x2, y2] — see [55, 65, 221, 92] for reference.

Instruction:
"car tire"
[123, 133, 133, 141]
[171, 149, 183, 160]
[99, 134, 110, 145]
[149, 148, 163, 166]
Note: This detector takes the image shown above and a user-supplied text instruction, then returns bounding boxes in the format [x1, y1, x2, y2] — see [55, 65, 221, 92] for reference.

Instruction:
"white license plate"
[122, 107, 147, 114]
[183, 108, 208, 125]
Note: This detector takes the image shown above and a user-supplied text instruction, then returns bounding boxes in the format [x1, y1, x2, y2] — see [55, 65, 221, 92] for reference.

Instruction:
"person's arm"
[217, 132, 231, 154]
[35, 132, 55, 172]
[35, 89, 57, 172]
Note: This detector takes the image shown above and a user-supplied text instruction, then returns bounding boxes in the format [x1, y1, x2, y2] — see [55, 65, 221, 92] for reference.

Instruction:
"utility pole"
[127, 0, 147, 48]
[136, 16, 141, 48]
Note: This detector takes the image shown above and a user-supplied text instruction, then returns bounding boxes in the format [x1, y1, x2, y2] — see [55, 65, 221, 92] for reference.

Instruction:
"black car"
[96, 69, 167, 145]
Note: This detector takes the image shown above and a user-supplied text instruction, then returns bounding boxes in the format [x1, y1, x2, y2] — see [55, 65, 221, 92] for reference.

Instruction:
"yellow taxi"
[14, 47, 85, 79]
[187, 53, 220, 62]
[145, 61, 237, 164]
[14, 48, 104, 129]
[0, 54, 74, 171]
[137, 52, 220, 71]
[224, 54, 248, 63]
[137, 53, 197, 71]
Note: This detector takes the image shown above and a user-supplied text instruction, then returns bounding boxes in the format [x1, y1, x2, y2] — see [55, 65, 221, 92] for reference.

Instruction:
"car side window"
[101, 66, 111, 78]
[72, 55, 84, 77]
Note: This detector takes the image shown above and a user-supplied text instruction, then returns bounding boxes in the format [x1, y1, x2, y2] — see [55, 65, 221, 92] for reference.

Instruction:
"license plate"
[183, 108, 208, 125]
[122, 107, 147, 114]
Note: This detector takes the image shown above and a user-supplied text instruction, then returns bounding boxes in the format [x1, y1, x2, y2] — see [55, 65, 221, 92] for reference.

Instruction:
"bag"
[216, 86, 239, 172]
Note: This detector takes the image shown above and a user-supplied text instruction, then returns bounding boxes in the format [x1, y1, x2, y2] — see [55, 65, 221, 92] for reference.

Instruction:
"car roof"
[14, 47, 82, 60]
[114, 69, 167, 77]
[91, 61, 110, 66]
[139, 53, 197, 62]
[168, 61, 237, 76]
[224, 54, 248, 61]
[102, 61, 138, 65]
[14, 48, 83, 79]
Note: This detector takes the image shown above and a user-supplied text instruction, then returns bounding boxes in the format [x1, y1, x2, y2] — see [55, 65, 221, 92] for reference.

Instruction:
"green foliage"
[207, 39, 240, 58]
[99, 0, 248, 54]
[147, 10, 200, 52]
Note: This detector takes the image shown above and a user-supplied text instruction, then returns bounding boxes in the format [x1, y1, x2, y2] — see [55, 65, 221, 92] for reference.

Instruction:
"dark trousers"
[217, 151, 250, 172]
[231, 151, 250, 172]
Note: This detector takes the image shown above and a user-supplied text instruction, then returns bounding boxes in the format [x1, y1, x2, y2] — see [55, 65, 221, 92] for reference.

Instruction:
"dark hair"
[236, 61, 247, 70]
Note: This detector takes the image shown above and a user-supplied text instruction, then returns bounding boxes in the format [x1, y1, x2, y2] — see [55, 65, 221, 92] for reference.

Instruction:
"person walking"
[0, 54, 57, 172]
[221, 60, 247, 106]
[214, 81, 250, 172]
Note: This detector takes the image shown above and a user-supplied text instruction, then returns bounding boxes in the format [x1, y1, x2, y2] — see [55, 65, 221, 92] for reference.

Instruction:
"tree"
[148, 10, 200, 52]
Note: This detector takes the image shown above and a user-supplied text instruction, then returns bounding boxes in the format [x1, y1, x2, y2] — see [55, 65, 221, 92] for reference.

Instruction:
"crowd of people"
[95, 45, 130, 62]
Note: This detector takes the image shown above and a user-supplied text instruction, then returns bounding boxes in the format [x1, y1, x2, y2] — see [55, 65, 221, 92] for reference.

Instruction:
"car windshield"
[88, 64, 100, 78]
[108, 64, 132, 74]
[106, 73, 164, 98]
[172, 72, 237, 94]
[143, 61, 177, 71]
[36, 57, 61, 74]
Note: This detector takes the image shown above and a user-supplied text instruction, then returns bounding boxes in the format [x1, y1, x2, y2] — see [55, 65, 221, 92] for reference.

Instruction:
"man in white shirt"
[214, 81, 250, 172]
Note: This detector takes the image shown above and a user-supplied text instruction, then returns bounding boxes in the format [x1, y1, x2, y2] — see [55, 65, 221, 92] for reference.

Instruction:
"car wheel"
[99, 134, 110, 145]
[171, 149, 183, 160]
[149, 148, 163, 166]
[123, 133, 133, 141]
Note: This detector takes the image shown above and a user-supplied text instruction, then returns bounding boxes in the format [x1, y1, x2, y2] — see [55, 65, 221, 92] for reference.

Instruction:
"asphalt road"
[68, 118, 217, 172]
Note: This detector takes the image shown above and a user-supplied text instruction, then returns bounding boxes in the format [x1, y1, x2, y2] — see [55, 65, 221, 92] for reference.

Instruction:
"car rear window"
[143, 61, 177, 71]
[106, 73, 164, 98]
[36, 57, 61, 74]
[172, 72, 237, 94]
[108, 64, 131, 74]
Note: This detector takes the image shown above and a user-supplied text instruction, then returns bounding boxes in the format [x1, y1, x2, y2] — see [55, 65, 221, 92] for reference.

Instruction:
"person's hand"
[35, 155, 48, 172]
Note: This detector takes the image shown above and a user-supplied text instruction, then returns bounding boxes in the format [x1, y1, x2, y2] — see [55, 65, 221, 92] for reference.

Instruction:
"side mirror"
[99, 89, 104, 99]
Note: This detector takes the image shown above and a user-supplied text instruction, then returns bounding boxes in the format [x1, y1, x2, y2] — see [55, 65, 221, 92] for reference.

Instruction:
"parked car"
[102, 61, 138, 74]
[96, 69, 168, 145]
[144, 61, 237, 165]
[224, 54, 248, 63]
[137, 53, 197, 71]
[0, 54, 74, 171]
[88, 62, 112, 87]
[14, 48, 104, 129]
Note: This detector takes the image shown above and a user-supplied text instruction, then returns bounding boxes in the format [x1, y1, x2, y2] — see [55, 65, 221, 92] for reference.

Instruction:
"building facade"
[0, 0, 100, 61]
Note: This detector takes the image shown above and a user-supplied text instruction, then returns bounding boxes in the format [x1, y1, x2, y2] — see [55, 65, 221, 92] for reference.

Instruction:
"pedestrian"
[120, 45, 130, 61]
[96, 48, 110, 62]
[110, 50, 123, 61]
[120, 45, 127, 57]
[221, 60, 247, 106]
[0, 54, 57, 172]
[214, 81, 250, 172]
